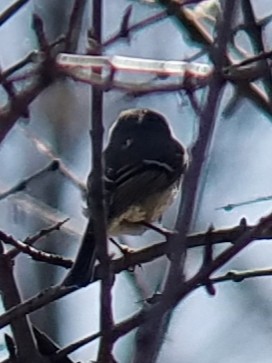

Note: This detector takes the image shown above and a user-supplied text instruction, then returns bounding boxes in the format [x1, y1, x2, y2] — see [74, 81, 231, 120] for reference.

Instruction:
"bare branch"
[241, 0, 272, 101]
[103, 10, 168, 48]
[54, 210, 272, 358]
[0, 230, 71, 268]
[90, 1, 115, 361]
[1, 214, 272, 334]
[64, 0, 88, 53]
[0, 161, 59, 201]
[0, 0, 30, 27]
[0, 248, 46, 363]
[7, 219, 69, 259]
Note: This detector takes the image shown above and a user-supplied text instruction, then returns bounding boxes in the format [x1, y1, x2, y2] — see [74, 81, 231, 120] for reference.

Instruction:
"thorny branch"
[0, 215, 271, 337]
[7, 219, 69, 259]
[90, 1, 115, 361]
[0, 0, 30, 27]
[0, 229, 71, 269]
[53, 210, 272, 360]
[132, 2, 235, 361]
[1, 0, 272, 362]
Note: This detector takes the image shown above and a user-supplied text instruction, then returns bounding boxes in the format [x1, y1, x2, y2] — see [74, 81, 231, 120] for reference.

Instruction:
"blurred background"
[1, 0, 272, 362]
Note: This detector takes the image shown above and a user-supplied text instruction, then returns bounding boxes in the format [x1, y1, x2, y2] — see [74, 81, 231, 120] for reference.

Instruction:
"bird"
[63, 108, 187, 287]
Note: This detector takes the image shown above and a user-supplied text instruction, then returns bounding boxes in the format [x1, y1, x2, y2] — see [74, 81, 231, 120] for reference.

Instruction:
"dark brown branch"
[53, 209, 272, 359]
[0, 0, 30, 27]
[0, 248, 45, 363]
[0, 52, 37, 81]
[0, 78, 46, 143]
[0, 217, 272, 332]
[0, 160, 59, 201]
[210, 267, 272, 284]
[0, 285, 75, 331]
[0, 230, 71, 268]
[103, 10, 168, 48]
[0, 13, 64, 143]
[241, 0, 272, 101]
[32, 14, 49, 52]
[64, 0, 88, 53]
[133, 2, 234, 361]
[90, 1, 115, 361]
[7, 219, 69, 259]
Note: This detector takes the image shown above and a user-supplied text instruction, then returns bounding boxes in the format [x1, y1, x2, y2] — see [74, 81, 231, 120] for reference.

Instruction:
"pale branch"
[217, 193, 272, 212]
[210, 267, 272, 284]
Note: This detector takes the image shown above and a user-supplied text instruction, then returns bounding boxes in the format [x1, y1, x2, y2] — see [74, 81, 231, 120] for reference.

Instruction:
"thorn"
[239, 217, 247, 228]
[204, 279, 216, 296]
[4, 334, 16, 358]
[120, 5, 133, 38]
[141, 221, 176, 237]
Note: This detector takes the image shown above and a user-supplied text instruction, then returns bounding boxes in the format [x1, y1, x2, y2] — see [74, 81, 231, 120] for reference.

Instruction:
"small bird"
[63, 108, 187, 287]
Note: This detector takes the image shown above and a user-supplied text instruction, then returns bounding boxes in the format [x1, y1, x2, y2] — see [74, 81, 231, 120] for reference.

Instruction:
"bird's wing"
[108, 161, 178, 221]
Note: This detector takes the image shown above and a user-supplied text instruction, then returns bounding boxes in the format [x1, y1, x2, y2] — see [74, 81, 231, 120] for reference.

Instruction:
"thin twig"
[132, 2, 235, 362]
[0, 79, 46, 143]
[0, 249, 45, 363]
[210, 267, 272, 284]
[162, 1, 272, 118]
[64, 0, 88, 53]
[19, 126, 86, 193]
[7, 219, 69, 259]
[0, 160, 59, 201]
[241, 0, 272, 101]
[53, 209, 272, 359]
[103, 10, 168, 48]
[32, 14, 49, 52]
[1, 214, 272, 334]
[0, 230, 71, 268]
[0, 0, 30, 27]
[0, 285, 75, 330]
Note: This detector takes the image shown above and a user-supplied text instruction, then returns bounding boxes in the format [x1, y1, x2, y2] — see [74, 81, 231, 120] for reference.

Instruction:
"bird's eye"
[122, 138, 133, 149]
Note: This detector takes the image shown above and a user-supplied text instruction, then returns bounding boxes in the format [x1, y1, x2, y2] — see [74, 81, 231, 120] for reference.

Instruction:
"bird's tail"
[62, 219, 96, 287]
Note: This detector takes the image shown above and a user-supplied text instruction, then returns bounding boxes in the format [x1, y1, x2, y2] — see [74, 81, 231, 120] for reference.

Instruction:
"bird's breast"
[108, 181, 180, 236]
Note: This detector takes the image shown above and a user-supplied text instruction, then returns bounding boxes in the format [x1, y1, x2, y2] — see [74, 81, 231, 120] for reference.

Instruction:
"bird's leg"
[140, 221, 176, 238]
[110, 238, 135, 255]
